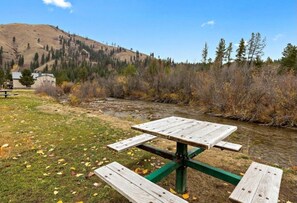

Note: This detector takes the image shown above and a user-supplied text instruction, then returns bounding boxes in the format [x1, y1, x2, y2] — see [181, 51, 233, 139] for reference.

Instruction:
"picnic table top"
[132, 116, 237, 149]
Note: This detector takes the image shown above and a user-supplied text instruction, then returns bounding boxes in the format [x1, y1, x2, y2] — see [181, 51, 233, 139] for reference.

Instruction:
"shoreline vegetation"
[38, 63, 297, 129]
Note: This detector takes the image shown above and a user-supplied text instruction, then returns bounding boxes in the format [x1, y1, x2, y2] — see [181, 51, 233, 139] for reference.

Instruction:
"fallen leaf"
[240, 172, 245, 176]
[142, 169, 148, 175]
[76, 173, 84, 177]
[93, 193, 98, 196]
[87, 172, 94, 177]
[169, 188, 177, 194]
[26, 165, 31, 168]
[70, 167, 76, 170]
[192, 196, 198, 200]
[85, 162, 91, 167]
[76, 201, 83, 203]
[1, 144, 9, 148]
[182, 193, 189, 199]
[57, 172, 63, 175]
[57, 200, 63, 203]
[54, 191, 59, 195]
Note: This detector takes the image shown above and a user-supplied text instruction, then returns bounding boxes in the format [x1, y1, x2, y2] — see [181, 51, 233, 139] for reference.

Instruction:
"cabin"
[12, 72, 56, 89]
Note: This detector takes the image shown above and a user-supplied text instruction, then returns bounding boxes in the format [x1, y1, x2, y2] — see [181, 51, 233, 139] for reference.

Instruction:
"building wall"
[13, 75, 56, 89]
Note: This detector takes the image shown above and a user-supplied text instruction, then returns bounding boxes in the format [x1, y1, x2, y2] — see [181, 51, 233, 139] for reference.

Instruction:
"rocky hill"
[0, 23, 148, 72]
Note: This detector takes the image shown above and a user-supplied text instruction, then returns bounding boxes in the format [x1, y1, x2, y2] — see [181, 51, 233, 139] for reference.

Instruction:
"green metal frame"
[142, 142, 242, 194]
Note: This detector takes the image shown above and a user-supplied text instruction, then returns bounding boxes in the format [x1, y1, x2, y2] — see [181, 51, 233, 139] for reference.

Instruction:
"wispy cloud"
[201, 20, 215, 27]
[273, 33, 283, 41]
[43, 0, 72, 9]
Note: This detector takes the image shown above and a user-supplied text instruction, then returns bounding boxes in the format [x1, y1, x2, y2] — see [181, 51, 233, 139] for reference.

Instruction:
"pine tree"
[0, 68, 5, 87]
[280, 43, 297, 72]
[214, 38, 226, 68]
[225, 42, 233, 67]
[19, 69, 34, 87]
[236, 38, 246, 64]
[247, 32, 266, 67]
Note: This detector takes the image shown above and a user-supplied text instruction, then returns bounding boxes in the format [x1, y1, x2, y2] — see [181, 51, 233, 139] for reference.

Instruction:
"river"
[81, 98, 297, 168]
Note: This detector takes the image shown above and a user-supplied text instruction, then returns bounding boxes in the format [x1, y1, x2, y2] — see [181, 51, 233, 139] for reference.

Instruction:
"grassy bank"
[0, 91, 149, 202]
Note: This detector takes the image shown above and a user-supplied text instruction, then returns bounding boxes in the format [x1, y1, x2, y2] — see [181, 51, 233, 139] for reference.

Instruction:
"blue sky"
[1, 0, 296, 62]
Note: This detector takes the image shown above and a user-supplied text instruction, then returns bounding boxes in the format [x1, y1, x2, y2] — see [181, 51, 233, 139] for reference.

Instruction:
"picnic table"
[95, 116, 283, 203]
[0, 89, 17, 98]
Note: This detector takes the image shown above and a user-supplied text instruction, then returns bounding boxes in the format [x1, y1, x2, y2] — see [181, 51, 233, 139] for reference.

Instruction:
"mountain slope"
[0, 23, 148, 71]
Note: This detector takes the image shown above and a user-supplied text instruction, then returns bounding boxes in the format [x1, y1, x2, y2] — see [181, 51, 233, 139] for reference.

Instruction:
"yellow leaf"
[37, 150, 44, 155]
[54, 191, 59, 195]
[192, 196, 198, 200]
[70, 167, 76, 170]
[182, 192, 189, 199]
[57, 172, 63, 175]
[85, 162, 91, 167]
[76, 202, 83, 203]
[76, 173, 84, 177]
[169, 188, 177, 194]
[93, 193, 98, 196]
[142, 169, 148, 175]
[26, 165, 31, 168]
[57, 200, 63, 203]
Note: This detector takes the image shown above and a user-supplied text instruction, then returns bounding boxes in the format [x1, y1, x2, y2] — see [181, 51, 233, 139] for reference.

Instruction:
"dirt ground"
[36, 101, 297, 203]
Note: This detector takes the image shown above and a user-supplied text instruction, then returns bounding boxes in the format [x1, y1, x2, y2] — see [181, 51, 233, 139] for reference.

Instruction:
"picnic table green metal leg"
[176, 142, 188, 193]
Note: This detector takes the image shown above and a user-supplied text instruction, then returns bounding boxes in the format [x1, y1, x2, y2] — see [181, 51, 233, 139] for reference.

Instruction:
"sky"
[0, 0, 296, 62]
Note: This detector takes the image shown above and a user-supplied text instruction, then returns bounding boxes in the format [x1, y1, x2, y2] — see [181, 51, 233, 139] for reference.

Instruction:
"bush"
[35, 84, 62, 98]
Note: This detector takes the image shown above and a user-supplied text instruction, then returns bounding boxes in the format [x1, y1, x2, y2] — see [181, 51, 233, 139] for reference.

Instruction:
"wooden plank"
[193, 126, 237, 148]
[214, 141, 242, 152]
[139, 117, 189, 132]
[95, 162, 188, 203]
[229, 162, 282, 203]
[95, 164, 162, 203]
[250, 164, 283, 203]
[107, 134, 157, 152]
[108, 162, 188, 203]
[132, 116, 178, 130]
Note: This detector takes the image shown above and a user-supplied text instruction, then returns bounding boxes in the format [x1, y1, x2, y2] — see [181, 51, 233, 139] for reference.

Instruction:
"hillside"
[0, 23, 148, 72]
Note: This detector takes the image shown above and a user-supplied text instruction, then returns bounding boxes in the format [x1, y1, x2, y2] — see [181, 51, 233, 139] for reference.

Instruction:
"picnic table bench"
[0, 89, 18, 98]
[95, 116, 283, 203]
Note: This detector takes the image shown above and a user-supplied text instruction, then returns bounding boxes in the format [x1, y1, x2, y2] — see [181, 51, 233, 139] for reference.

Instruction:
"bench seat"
[95, 162, 188, 203]
[229, 162, 283, 203]
[108, 133, 242, 152]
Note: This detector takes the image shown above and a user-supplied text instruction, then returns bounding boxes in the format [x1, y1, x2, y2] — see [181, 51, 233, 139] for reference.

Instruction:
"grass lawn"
[0, 91, 149, 203]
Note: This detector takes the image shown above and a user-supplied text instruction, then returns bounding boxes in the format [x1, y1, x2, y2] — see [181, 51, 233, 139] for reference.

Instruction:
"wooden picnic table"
[0, 89, 12, 98]
[95, 116, 283, 203]
[131, 116, 239, 193]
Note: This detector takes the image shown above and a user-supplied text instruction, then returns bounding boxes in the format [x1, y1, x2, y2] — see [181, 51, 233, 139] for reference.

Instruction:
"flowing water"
[83, 98, 297, 168]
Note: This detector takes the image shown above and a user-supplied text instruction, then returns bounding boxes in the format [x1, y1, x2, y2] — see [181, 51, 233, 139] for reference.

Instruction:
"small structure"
[12, 72, 56, 89]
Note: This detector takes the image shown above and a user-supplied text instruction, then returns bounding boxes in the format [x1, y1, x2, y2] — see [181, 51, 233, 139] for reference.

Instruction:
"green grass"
[0, 91, 150, 202]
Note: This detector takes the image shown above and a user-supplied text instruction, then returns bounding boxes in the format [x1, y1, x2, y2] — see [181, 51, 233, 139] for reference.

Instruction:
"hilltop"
[0, 23, 148, 72]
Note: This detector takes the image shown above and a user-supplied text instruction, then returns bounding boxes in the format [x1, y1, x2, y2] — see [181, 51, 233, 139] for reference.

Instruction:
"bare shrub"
[35, 84, 62, 98]
[70, 81, 106, 103]
[61, 81, 74, 94]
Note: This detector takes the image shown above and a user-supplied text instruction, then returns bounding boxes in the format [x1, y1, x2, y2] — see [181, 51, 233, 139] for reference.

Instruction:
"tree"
[0, 46, 3, 66]
[247, 32, 266, 67]
[201, 43, 208, 64]
[12, 36, 16, 43]
[225, 42, 233, 67]
[280, 43, 297, 72]
[235, 38, 246, 64]
[214, 38, 226, 68]
[27, 43, 30, 49]
[0, 68, 5, 87]
[19, 69, 34, 87]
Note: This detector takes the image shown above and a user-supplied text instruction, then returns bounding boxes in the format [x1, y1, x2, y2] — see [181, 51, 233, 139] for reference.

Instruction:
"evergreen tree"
[19, 69, 34, 87]
[41, 54, 45, 65]
[236, 38, 246, 64]
[280, 43, 297, 72]
[0, 68, 5, 87]
[0, 46, 3, 66]
[201, 43, 208, 64]
[225, 42, 233, 67]
[214, 38, 226, 68]
[247, 32, 266, 67]
[12, 36, 16, 43]
[27, 43, 30, 49]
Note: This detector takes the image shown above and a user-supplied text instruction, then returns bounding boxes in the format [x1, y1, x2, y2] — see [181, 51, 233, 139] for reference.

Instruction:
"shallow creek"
[81, 98, 297, 168]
